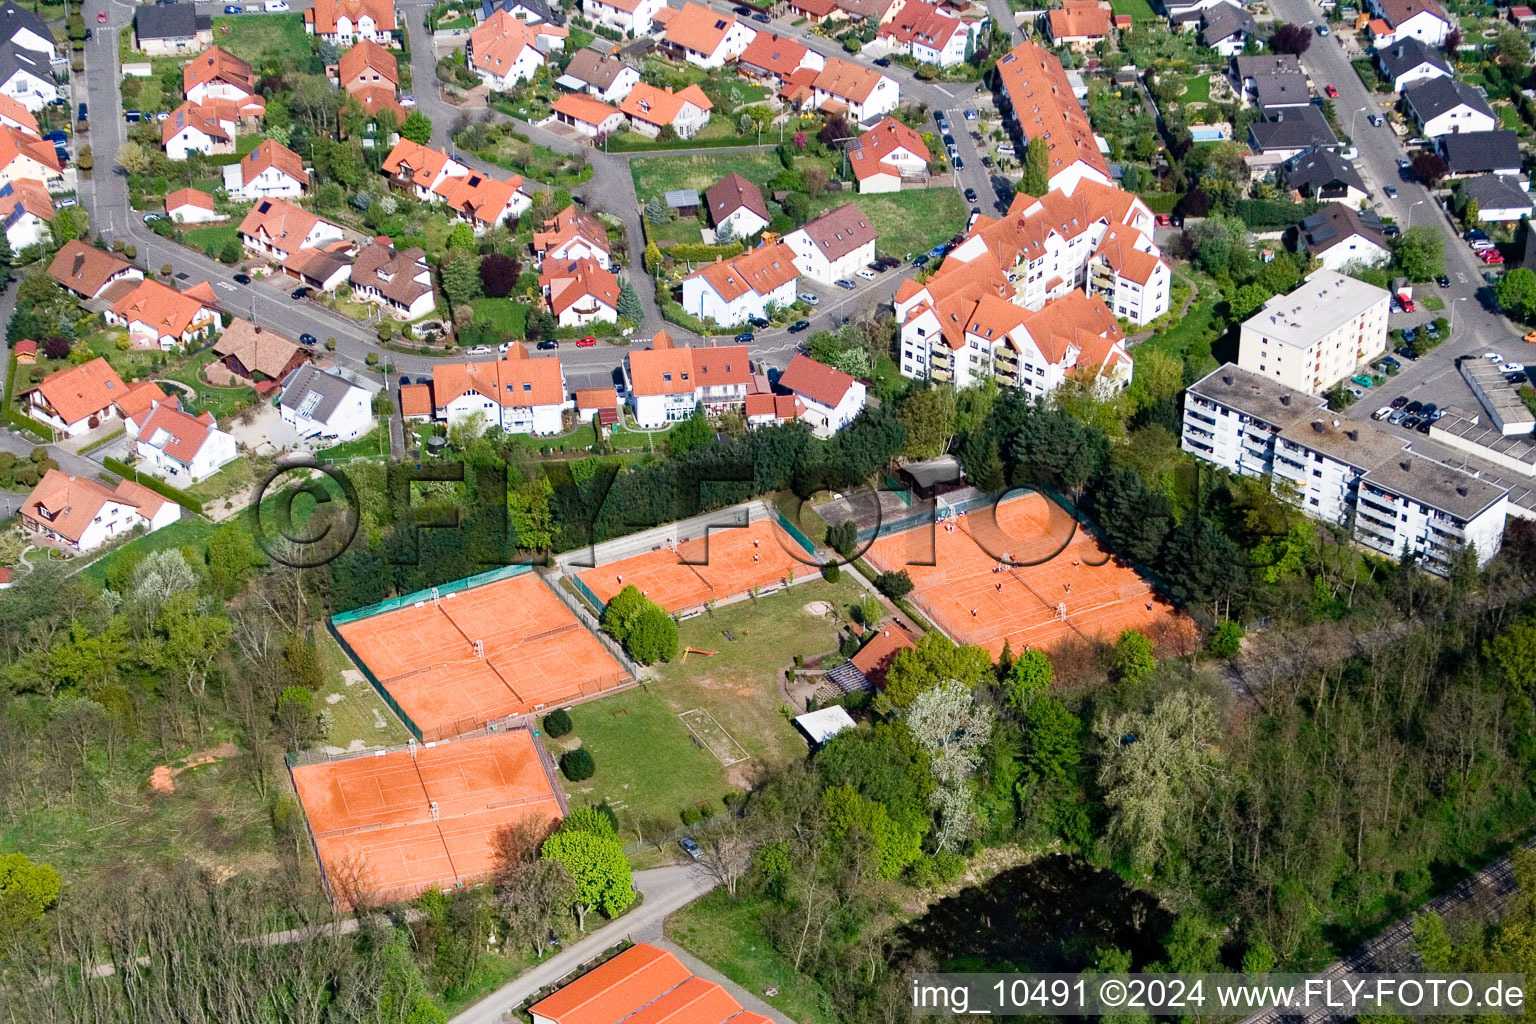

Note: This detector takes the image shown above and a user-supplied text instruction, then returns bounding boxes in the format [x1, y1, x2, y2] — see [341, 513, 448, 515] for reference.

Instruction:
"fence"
[772, 507, 817, 557]
[326, 616, 425, 742]
[330, 562, 532, 627]
[569, 573, 607, 615]
[541, 568, 643, 680]
[553, 499, 770, 573]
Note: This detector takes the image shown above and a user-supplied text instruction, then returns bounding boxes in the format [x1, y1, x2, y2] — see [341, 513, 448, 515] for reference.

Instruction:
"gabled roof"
[1018, 289, 1126, 371]
[780, 352, 858, 408]
[705, 173, 770, 225]
[620, 82, 713, 127]
[22, 470, 171, 544]
[811, 56, 885, 103]
[0, 176, 51, 225]
[1045, 0, 1110, 39]
[0, 123, 59, 173]
[183, 46, 253, 96]
[48, 239, 133, 295]
[0, 94, 37, 137]
[213, 318, 304, 378]
[574, 386, 619, 410]
[1442, 130, 1522, 173]
[27, 356, 125, 424]
[883, 0, 970, 48]
[737, 32, 811, 76]
[1199, 2, 1254, 43]
[1281, 145, 1366, 194]
[133, 2, 203, 41]
[432, 355, 565, 409]
[241, 139, 309, 187]
[338, 38, 399, 87]
[162, 101, 232, 147]
[117, 379, 171, 424]
[663, 2, 743, 55]
[471, 11, 561, 77]
[382, 138, 460, 187]
[1376, 35, 1450, 80]
[1461, 173, 1533, 212]
[629, 342, 752, 396]
[847, 115, 931, 180]
[684, 242, 798, 303]
[238, 198, 330, 251]
[399, 382, 432, 417]
[1299, 201, 1389, 256]
[1091, 223, 1161, 285]
[551, 92, 623, 127]
[791, 203, 876, 261]
[483, 0, 566, 24]
[278, 364, 365, 424]
[1405, 76, 1493, 124]
[562, 48, 633, 90]
[1248, 106, 1338, 151]
[996, 41, 1109, 182]
[307, 0, 396, 35]
[110, 279, 216, 339]
[166, 187, 216, 213]
[849, 622, 917, 688]
[528, 945, 693, 1024]
[433, 170, 525, 224]
[540, 256, 620, 316]
[0, 2, 52, 50]
[534, 204, 610, 256]
[139, 403, 218, 464]
[352, 241, 432, 306]
[1375, 0, 1448, 29]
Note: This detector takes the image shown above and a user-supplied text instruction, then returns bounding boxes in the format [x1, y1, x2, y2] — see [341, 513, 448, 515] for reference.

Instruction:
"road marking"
[217, 282, 236, 292]
[935, 86, 953, 97]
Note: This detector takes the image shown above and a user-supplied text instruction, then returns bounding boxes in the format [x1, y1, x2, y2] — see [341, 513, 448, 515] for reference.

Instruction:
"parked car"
[912, 254, 929, 267]
[142, 212, 165, 223]
[835, 278, 856, 290]
[1405, 400, 1423, 414]
[1370, 114, 1384, 126]
[1403, 328, 1416, 343]
[264, 0, 289, 9]
[1391, 396, 1408, 409]
[748, 315, 769, 328]
[953, 156, 963, 170]
[290, 286, 310, 299]
[873, 56, 891, 67]
[1424, 324, 1438, 339]
[576, 336, 597, 347]
[732, 4, 751, 12]
[1389, 410, 1407, 424]
[1436, 274, 1450, 288]
[964, 109, 978, 120]
[1482, 249, 1505, 265]
[1466, 228, 1490, 244]
[1383, 224, 1401, 237]
[963, 187, 977, 202]
[468, 345, 493, 355]
[1500, 362, 1523, 374]
[1421, 402, 1438, 417]
[300, 333, 317, 346]
[735, 331, 755, 343]
[788, 319, 810, 333]
[1316, 22, 1330, 33]
[752, 12, 769, 21]
[981, 155, 993, 168]
[857, 268, 876, 280]
[1416, 418, 1431, 434]
[1325, 83, 1339, 98]
[1384, 185, 1398, 198]
[1484, 351, 1504, 361]
[1371, 406, 1392, 420]
[399, 375, 411, 387]
[537, 339, 559, 350]
[124, 110, 142, 123]
[1507, 371, 1529, 385]
[877, 256, 901, 269]
[1352, 374, 1374, 387]
[1402, 415, 1421, 429]
[867, 261, 886, 274]
[1155, 214, 1172, 226]
[96, 8, 105, 20]
[679, 838, 702, 861]
[798, 291, 819, 305]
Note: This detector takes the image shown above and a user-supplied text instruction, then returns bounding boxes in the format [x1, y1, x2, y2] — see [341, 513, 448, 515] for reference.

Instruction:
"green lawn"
[315, 628, 413, 750]
[805, 189, 969, 259]
[505, 423, 598, 453]
[553, 689, 738, 830]
[1110, 0, 1157, 17]
[317, 427, 390, 462]
[184, 224, 241, 259]
[1180, 74, 1211, 105]
[468, 297, 530, 339]
[210, 13, 310, 68]
[1138, 274, 1220, 372]
[630, 152, 785, 201]
[667, 891, 840, 1024]
[79, 512, 216, 586]
[163, 350, 258, 421]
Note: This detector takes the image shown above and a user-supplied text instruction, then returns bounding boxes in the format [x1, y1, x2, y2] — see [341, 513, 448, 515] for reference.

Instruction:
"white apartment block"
[1181, 364, 1510, 574]
[1237, 269, 1391, 394]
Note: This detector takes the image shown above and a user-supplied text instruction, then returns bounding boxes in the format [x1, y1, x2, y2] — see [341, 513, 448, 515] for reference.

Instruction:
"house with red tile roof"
[744, 390, 804, 428]
[468, 10, 568, 90]
[305, 0, 398, 46]
[847, 621, 918, 690]
[803, 56, 898, 121]
[432, 168, 530, 234]
[620, 82, 713, 138]
[382, 138, 469, 200]
[623, 337, 755, 426]
[705, 172, 770, 239]
[878, 0, 984, 66]
[183, 46, 259, 106]
[783, 203, 876, 284]
[224, 139, 309, 200]
[47, 239, 142, 298]
[1364, 0, 1450, 45]
[680, 242, 799, 328]
[135, 403, 237, 483]
[0, 124, 62, 191]
[117, 380, 174, 437]
[106, 278, 223, 351]
[0, 176, 51, 251]
[548, 92, 626, 138]
[539, 256, 620, 327]
[660, 3, 757, 68]
[238, 198, 347, 265]
[529, 942, 772, 1024]
[166, 187, 220, 223]
[398, 382, 433, 420]
[21, 357, 129, 436]
[20, 469, 180, 553]
[736, 32, 824, 85]
[0, 95, 38, 138]
[1044, 0, 1112, 50]
[336, 38, 398, 94]
[996, 40, 1111, 195]
[584, 0, 666, 37]
[162, 101, 236, 161]
[574, 387, 620, 426]
[533, 204, 611, 266]
[778, 352, 867, 437]
[431, 347, 568, 434]
[846, 114, 932, 192]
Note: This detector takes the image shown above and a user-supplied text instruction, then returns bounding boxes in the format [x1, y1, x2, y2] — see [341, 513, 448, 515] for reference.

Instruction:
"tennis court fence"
[330, 563, 534, 627]
[540, 569, 642, 680]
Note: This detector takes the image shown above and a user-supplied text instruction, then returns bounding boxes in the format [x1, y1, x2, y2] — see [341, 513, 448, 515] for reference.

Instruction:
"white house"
[161, 102, 235, 161]
[624, 336, 753, 427]
[660, 3, 756, 69]
[1298, 203, 1392, 273]
[0, 43, 57, 112]
[704, 173, 770, 240]
[305, 0, 398, 46]
[557, 49, 640, 104]
[351, 241, 436, 320]
[468, 11, 564, 90]
[1460, 174, 1534, 222]
[237, 198, 346, 264]
[777, 353, 866, 438]
[1404, 77, 1496, 139]
[432, 349, 567, 435]
[877, 0, 982, 67]
[182, 46, 259, 107]
[784, 204, 877, 285]
[135, 404, 238, 483]
[1376, 36, 1451, 93]
[278, 364, 375, 442]
[680, 242, 799, 327]
[846, 116, 932, 193]
[22, 357, 131, 437]
[0, 3, 59, 61]
[433, 170, 531, 234]
[539, 257, 619, 327]
[547, 92, 626, 138]
[382, 139, 469, 201]
[1365, 0, 1451, 47]
[620, 83, 712, 138]
[106, 279, 222, 351]
[20, 470, 180, 553]
[166, 188, 221, 223]
[223, 139, 308, 200]
[532, 204, 611, 267]
[0, 176, 50, 251]
[805, 57, 898, 122]
[583, 0, 665, 37]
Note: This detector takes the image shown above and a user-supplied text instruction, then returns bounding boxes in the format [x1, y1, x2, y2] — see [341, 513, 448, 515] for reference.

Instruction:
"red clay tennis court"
[865, 493, 1191, 660]
[335, 573, 627, 740]
[291, 729, 564, 908]
[575, 519, 807, 613]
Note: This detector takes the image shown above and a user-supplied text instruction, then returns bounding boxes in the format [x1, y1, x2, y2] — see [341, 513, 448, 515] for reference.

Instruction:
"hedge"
[101, 457, 205, 514]
[664, 240, 746, 263]
[1235, 198, 1319, 230]
[1137, 192, 1181, 215]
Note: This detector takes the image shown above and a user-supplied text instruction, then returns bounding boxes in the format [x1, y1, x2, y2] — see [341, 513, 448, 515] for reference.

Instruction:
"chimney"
[1346, 429, 1358, 441]
[1400, 459, 1411, 472]
[1221, 373, 1233, 385]
[1279, 394, 1290, 406]
[1457, 485, 1469, 497]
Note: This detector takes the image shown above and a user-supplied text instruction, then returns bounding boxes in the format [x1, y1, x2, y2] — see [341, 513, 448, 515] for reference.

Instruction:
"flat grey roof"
[1429, 411, 1536, 470]
[1187, 362, 1324, 428]
[1461, 356, 1536, 428]
[1278, 416, 1407, 471]
[1243, 269, 1389, 349]
[1362, 451, 1509, 521]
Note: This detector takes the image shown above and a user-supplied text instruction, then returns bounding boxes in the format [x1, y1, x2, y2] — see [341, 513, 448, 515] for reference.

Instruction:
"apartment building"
[995, 40, 1111, 195]
[1237, 269, 1391, 394]
[1181, 364, 1510, 573]
[623, 335, 752, 427]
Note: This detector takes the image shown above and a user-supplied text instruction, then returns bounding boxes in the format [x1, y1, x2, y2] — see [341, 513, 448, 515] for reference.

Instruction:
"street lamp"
[1408, 199, 1426, 227]
[1350, 105, 1368, 140]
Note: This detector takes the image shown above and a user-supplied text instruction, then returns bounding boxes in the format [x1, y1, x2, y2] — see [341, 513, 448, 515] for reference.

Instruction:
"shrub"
[823, 561, 841, 582]
[601, 585, 679, 664]
[543, 708, 573, 738]
[559, 747, 595, 781]
[825, 518, 858, 557]
[1208, 620, 1244, 659]
[874, 569, 913, 600]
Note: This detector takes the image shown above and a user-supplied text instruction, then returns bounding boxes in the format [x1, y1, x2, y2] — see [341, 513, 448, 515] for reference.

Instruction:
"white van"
[264, 0, 289, 11]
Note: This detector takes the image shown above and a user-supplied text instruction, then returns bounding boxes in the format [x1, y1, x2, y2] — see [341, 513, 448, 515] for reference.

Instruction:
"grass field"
[805, 190, 969, 259]
[315, 628, 413, 750]
[209, 13, 310, 67]
[630, 152, 785, 200]
[468, 297, 529, 339]
[79, 512, 216, 586]
[667, 891, 840, 1024]
[184, 224, 241, 259]
[317, 427, 390, 462]
[164, 350, 258, 421]
[1110, 0, 1157, 18]
[1180, 74, 1212, 105]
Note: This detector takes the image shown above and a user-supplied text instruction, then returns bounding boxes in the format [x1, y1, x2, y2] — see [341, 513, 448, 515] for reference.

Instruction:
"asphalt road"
[1262, 0, 1523, 436]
